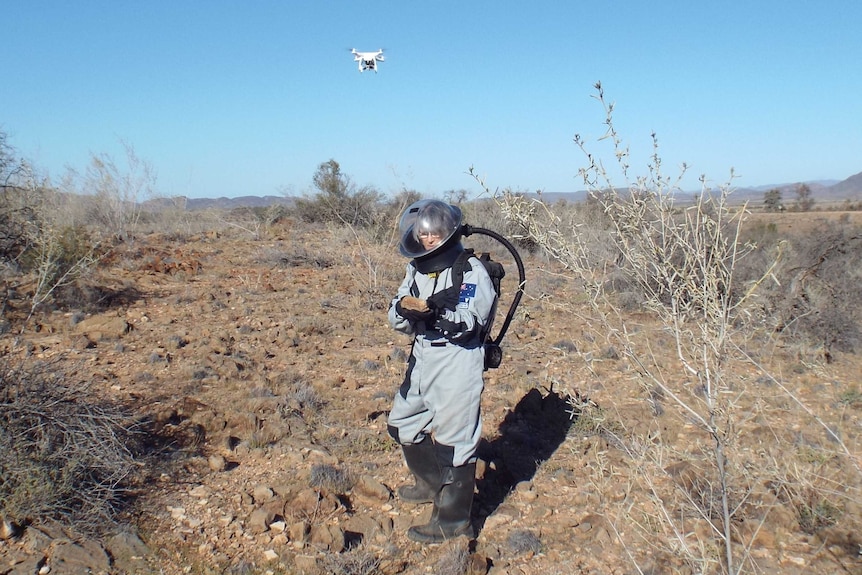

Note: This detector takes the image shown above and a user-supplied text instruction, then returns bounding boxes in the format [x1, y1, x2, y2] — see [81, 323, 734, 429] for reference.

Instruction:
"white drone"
[351, 48, 385, 73]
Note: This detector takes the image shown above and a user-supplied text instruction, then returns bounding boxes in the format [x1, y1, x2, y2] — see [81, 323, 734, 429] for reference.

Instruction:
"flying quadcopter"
[351, 48, 385, 73]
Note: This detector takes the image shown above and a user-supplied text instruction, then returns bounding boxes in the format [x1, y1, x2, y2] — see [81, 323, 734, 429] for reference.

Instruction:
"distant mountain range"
[150, 171, 862, 211]
[141, 195, 295, 211]
[714, 171, 862, 204]
[536, 171, 862, 205]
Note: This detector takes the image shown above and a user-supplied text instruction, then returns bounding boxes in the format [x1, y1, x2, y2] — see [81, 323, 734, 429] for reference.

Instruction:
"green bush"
[293, 159, 382, 228]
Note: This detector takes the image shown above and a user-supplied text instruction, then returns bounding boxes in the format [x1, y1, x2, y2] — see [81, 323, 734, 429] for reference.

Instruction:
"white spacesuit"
[386, 199, 495, 544]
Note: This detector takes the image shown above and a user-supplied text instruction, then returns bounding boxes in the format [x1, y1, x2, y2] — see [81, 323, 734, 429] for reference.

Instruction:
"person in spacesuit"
[387, 199, 496, 544]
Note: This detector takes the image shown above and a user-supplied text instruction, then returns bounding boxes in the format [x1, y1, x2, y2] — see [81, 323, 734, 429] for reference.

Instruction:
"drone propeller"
[347, 47, 387, 53]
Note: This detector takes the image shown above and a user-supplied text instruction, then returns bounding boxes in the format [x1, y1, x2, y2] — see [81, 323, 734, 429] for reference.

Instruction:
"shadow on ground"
[474, 387, 574, 533]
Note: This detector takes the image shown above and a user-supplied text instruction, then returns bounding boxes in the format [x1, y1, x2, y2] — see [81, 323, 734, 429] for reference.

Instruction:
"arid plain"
[1, 209, 861, 575]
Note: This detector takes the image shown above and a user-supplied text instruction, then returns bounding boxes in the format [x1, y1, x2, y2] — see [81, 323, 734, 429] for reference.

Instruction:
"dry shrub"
[507, 528, 543, 554]
[291, 159, 382, 229]
[0, 183, 103, 323]
[256, 244, 334, 269]
[317, 544, 380, 575]
[433, 537, 471, 575]
[309, 463, 355, 494]
[0, 132, 40, 268]
[239, 372, 325, 448]
[0, 360, 141, 534]
[756, 219, 862, 356]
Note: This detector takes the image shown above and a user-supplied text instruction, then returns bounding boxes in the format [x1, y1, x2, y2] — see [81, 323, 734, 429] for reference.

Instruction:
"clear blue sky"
[4, 1, 861, 199]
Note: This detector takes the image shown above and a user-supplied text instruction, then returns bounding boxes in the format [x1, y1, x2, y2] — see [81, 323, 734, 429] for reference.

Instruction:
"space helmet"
[398, 199, 463, 259]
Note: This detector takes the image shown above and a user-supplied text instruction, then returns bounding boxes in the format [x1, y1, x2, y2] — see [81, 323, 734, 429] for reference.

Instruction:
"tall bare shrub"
[61, 141, 155, 239]
[0, 134, 103, 323]
[0, 132, 40, 269]
[476, 83, 859, 574]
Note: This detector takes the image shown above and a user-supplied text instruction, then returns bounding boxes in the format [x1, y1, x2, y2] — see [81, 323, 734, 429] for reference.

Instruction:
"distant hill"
[141, 195, 295, 211]
[825, 171, 862, 198]
[540, 171, 862, 205]
[733, 171, 862, 204]
[154, 172, 862, 210]
[185, 195, 295, 211]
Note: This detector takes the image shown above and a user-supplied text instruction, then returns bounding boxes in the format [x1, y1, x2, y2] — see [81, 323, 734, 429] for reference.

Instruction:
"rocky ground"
[1, 217, 861, 575]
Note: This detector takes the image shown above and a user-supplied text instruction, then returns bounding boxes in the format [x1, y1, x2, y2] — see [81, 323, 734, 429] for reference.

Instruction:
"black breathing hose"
[461, 224, 526, 346]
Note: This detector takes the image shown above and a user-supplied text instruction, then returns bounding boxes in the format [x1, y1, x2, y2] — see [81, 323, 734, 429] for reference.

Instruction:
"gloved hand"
[396, 296, 436, 323]
[427, 285, 460, 314]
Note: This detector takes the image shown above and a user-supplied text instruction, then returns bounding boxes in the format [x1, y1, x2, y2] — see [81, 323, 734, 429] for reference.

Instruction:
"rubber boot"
[407, 463, 476, 543]
[398, 439, 442, 504]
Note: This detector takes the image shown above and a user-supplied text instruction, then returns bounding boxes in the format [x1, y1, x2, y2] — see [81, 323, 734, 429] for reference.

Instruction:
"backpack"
[451, 248, 506, 369]
[452, 248, 505, 298]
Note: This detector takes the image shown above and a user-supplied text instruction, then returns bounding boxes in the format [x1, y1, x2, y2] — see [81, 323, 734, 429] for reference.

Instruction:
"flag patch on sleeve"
[458, 283, 477, 305]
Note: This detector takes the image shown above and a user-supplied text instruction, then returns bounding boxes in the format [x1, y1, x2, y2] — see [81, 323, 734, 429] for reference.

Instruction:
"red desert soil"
[1, 220, 861, 575]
